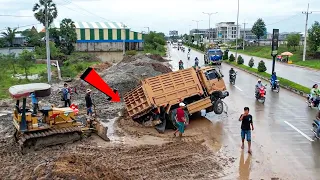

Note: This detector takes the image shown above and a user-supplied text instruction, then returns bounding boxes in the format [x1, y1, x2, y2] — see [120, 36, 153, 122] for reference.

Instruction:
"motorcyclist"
[255, 79, 265, 96]
[179, 60, 184, 70]
[316, 110, 320, 137]
[188, 47, 191, 53]
[271, 72, 277, 89]
[187, 53, 190, 60]
[194, 57, 199, 66]
[229, 68, 236, 79]
[310, 84, 320, 107]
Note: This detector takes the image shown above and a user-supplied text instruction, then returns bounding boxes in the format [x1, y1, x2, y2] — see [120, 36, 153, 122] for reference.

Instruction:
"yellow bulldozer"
[9, 83, 108, 153]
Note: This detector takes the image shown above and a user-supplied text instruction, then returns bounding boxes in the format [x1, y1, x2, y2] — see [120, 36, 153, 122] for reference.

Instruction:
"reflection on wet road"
[167, 45, 320, 179]
[229, 51, 320, 88]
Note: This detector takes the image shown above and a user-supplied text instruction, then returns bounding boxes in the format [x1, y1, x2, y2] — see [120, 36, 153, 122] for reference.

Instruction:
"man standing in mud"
[239, 107, 254, 154]
[174, 103, 186, 138]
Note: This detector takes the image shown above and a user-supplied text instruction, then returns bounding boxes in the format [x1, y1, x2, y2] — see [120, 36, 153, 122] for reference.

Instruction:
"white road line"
[234, 85, 243, 91]
[284, 121, 314, 142]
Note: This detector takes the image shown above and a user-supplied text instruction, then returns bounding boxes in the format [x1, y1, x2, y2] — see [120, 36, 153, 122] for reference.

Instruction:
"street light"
[235, 0, 240, 60]
[202, 12, 218, 43]
[144, 27, 150, 34]
[192, 20, 202, 45]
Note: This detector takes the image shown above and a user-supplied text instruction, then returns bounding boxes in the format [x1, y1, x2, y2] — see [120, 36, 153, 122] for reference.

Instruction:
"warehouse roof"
[51, 22, 129, 29]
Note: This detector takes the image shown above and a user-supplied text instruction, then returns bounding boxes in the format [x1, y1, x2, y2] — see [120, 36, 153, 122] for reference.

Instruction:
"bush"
[237, 55, 244, 64]
[223, 51, 229, 60]
[258, 60, 267, 72]
[229, 54, 235, 62]
[126, 50, 137, 56]
[248, 57, 254, 68]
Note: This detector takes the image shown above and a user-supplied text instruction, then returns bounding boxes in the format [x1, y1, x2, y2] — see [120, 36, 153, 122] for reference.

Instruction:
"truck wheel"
[213, 99, 223, 114]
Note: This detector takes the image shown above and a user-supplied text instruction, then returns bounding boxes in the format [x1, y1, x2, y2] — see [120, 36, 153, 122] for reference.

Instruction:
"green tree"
[223, 50, 229, 60]
[248, 57, 254, 68]
[49, 28, 61, 46]
[21, 29, 43, 47]
[229, 54, 235, 62]
[257, 60, 267, 72]
[308, 21, 320, 52]
[60, 18, 77, 55]
[1, 27, 17, 47]
[237, 55, 244, 64]
[286, 34, 300, 50]
[18, 50, 36, 79]
[144, 31, 166, 55]
[2, 53, 18, 75]
[0, 38, 6, 48]
[33, 0, 58, 26]
[251, 18, 266, 46]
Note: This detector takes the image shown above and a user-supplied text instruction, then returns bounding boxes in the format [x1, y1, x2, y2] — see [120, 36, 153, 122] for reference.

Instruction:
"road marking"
[284, 121, 314, 142]
[234, 85, 243, 91]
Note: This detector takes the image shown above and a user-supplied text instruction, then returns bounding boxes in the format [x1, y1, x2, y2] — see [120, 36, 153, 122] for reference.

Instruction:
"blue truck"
[204, 49, 223, 65]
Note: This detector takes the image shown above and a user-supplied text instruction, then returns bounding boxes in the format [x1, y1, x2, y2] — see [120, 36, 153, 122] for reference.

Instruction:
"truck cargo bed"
[124, 68, 204, 118]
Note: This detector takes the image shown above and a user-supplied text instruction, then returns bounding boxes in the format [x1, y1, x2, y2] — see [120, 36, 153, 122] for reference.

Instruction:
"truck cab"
[196, 66, 227, 95]
[204, 49, 223, 65]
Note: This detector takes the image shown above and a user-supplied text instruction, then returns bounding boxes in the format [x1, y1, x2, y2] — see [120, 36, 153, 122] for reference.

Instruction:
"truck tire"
[213, 99, 223, 114]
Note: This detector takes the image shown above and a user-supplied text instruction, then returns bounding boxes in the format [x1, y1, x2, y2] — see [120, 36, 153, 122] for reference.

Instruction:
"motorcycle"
[311, 119, 320, 139]
[195, 60, 199, 67]
[187, 55, 190, 60]
[306, 95, 320, 108]
[270, 79, 280, 93]
[229, 72, 237, 85]
[255, 85, 267, 104]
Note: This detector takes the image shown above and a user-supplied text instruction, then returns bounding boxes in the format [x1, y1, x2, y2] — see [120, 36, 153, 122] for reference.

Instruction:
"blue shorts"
[87, 107, 93, 115]
[241, 130, 251, 141]
[177, 122, 185, 133]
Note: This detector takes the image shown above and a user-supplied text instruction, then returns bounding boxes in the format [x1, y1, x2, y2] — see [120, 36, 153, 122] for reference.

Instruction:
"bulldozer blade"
[94, 121, 110, 141]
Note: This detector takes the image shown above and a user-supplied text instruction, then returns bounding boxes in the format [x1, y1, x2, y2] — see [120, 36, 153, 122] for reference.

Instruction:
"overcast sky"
[1, 0, 320, 35]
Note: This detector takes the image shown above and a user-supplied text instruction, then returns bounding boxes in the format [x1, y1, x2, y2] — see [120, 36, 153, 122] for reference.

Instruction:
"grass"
[225, 61, 311, 94]
[144, 48, 166, 57]
[234, 46, 320, 69]
[15, 64, 47, 74]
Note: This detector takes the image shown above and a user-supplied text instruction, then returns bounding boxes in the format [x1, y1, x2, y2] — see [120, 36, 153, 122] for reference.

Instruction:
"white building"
[216, 22, 240, 41]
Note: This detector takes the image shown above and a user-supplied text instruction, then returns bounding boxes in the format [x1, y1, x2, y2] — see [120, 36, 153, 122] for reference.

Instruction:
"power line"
[0, 15, 33, 17]
[265, 13, 301, 26]
[0, 23, 41, 32]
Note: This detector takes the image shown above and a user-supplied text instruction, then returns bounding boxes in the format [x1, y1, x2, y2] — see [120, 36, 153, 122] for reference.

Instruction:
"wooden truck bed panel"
[187, 97, 212, 114]
[123, 85, 152, 117]
[124, 68, 204, 118]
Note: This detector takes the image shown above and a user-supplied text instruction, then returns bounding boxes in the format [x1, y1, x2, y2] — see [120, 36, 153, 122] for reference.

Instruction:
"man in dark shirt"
[239, 107, 254, 154]
[85, 89, 94, 116]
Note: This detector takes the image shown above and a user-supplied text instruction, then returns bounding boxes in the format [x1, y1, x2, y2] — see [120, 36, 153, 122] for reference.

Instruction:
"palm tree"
[1, 27, 17, 47]
[32, 0, 58, 26]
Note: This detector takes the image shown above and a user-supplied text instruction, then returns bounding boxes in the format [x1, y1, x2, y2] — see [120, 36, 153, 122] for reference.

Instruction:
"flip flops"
[248, 150, 252, 155]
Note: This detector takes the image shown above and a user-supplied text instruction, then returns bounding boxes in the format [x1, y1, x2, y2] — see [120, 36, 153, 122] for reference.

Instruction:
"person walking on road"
[85, 89, 94, 116]
[239, 107, 254, 154]
[62, 83, 71, 107]
[174, 102, 187, 138]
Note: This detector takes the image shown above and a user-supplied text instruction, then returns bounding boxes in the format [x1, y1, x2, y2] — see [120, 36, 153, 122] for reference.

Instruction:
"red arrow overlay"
[80, 67, 120, 102]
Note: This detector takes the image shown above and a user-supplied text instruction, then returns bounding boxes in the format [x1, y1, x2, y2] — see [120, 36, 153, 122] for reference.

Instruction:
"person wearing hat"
[174, 102, 187, 138]
[255, 79, 264, 97]
[85, 89, 94, 116]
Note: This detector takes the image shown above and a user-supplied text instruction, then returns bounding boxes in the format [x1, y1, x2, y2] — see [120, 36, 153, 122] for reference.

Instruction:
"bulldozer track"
[17, 127, 83, 153]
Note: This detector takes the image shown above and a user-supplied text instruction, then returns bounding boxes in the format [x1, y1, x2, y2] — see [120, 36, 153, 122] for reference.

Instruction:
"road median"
[224, 61, 310, 97]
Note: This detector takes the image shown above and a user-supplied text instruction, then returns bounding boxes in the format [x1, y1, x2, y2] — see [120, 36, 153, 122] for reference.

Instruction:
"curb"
[224, 62, 308, 98]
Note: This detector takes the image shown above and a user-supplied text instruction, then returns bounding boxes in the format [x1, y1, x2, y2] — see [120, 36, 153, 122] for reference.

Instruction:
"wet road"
[167, 45, 320, 179]
[229, 51, 320, 88]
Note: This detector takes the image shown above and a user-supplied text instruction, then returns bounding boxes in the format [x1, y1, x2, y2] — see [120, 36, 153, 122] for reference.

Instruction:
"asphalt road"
[167, 45, 320, 179]
[229, 51, 320, 88]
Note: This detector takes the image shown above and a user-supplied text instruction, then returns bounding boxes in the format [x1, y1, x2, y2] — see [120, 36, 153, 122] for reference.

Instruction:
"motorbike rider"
[229, 68, 236, 80]
[187, 53, 190, 60]
[194, 57, 199, 66]
[255, 79, 265, 96]
[188, 47, 191, 53]
[271, 72, 277, 89]
[310, 84, 320, 107]
[315, 109, 320, 137]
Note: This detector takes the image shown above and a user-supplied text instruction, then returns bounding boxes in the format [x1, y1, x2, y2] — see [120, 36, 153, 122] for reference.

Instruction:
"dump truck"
[124, 66, 229, 132]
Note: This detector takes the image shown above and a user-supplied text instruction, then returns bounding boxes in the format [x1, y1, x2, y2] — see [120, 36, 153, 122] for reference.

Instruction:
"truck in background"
[177, 39, 183, 46]
[124, 66, 229, 133]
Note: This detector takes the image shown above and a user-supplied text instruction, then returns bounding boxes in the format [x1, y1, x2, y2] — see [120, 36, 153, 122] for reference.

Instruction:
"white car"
[172, 43, 178, 48]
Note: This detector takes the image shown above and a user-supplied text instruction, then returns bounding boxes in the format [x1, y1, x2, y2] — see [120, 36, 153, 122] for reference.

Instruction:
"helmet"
[258, 79, 261, 82]
[231, 68, 234, 70]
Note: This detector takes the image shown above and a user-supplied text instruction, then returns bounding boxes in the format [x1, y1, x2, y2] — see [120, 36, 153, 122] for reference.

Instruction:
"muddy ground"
[0, 54, 237, 180]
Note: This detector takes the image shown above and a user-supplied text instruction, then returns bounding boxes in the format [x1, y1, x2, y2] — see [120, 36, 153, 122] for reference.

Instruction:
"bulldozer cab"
[198, 67, 226, 94]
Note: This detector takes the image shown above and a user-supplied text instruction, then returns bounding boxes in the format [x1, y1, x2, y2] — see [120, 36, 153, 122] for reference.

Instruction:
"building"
[216, 22, 240, 41]
[51, 22, 144, 52]
[239, 28, 255, 40]
[189, 28, 217, 39]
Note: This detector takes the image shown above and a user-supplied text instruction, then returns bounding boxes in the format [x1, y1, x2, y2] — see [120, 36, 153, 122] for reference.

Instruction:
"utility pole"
[302, 3, 311, 62]
[202, 12, 218, 43]
[144, 27, 150, 34]
[123, 24, 127, 55]
[235, 0, 240, 60]
[243, 21, 247, 50]
[45, 0, 51, 83]
[192, 20, 202, 45]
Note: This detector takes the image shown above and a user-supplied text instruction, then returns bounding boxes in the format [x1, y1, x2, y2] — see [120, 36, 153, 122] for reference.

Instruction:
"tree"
[49, 28, 61, 46]
[223, 50, 229, 60]
[251, 18, 266, 46]
[18, 50, 36, 79]
[308, 21, 320, 52]
[1, 27, 17, 47]
[1, 53, 18, 75]
[248, 57, 254, 68]
[229, 54, 235, 62]
[257, 60, 267, 72]
[60, 18, 77, 55]
[286, 34, 300, 50]
[237, 55, 244, 64]
[33, 0, 58, 26]
[21, 29, 44, 47]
